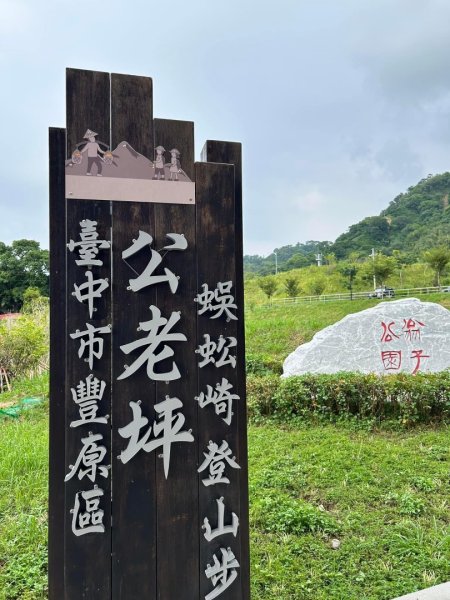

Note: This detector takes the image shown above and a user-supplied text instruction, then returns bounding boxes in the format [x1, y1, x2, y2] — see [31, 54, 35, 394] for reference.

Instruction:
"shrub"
[0, 300, 48, 381]
[246, 353, 282, 375]
[252, 493, 337, 535]
[247, 371, 450, 427]
[247, 374, 280, 418]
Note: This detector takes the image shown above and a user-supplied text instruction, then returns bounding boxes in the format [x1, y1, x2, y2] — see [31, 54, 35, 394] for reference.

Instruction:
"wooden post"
[49, 68, 249, 600]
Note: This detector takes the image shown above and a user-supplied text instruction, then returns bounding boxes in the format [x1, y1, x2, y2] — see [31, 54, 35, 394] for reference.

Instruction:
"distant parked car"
[368, 287, 395, 299]
[442, 286, 450, 292]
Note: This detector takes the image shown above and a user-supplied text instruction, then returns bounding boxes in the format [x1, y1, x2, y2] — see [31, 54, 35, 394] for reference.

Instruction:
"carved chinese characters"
[380, 317, 430, 374]
[283, 298, 450, 377]
[196, 280, 242, 599]
[67, 219, 111, 537]
[118, 306, 186, 381]
[118, 397, 194, 478]
[65, 217, 245, 596]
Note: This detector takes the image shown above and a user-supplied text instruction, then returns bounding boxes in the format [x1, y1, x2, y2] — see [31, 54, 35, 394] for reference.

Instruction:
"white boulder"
[282, 298, 450, 377]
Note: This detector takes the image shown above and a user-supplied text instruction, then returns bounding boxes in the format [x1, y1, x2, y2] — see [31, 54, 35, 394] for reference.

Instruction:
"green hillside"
[333, 172, 450, 258]
[245, 172, 450, 273]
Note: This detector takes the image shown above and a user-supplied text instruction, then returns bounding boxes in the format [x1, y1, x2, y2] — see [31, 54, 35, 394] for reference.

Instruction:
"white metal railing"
[247, 286, 445, 308]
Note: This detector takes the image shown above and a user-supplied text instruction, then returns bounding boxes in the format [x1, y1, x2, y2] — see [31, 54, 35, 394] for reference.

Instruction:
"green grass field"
[0, 297, 449, 599]
[0, 397, 448, 599]
[245, 293, 450, 365]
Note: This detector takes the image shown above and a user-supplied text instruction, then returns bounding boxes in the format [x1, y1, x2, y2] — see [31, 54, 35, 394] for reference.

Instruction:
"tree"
[258, 276, 277, 301]
[423, 246, 450, 287]
[286, 253, 310, 270]
[339, 265, 357, 300]
[284, 277, 300, 298]
[307, 277, 326, 296]
[0, 240, 49, 311]
[361, 253, 396, 288]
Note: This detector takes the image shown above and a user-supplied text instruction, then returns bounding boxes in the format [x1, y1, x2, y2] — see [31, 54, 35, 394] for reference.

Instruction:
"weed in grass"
[384, 492, 426, 516]
[411, 476, 441, 493]
[252, 492, 338, 536]
[419, 444, 448, 461]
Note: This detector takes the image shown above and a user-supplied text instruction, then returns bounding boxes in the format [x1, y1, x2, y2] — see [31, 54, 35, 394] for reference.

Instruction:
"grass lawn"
[0, 379, 49, 600]
[1, 297, 449, 599]
[0, 390, 448, 599]
[249, 422, 449, 600]
[245, 293, 450, 365]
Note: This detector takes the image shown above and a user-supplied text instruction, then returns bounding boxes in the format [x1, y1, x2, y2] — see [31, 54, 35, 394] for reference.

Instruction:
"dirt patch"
[0, 401, 14, 409]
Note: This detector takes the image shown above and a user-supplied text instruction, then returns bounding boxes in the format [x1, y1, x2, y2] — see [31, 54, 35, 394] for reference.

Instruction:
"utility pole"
[273, 252, 278, 275]
[370, 248, 377, 290]
[316, 253, 323, 267]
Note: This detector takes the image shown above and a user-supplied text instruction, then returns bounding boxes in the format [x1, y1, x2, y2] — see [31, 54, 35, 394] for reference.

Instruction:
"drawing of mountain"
[65, 141, 191, 182]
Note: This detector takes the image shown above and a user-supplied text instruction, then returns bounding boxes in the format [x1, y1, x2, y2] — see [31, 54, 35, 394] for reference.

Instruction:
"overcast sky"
[2, 0, 450, 256]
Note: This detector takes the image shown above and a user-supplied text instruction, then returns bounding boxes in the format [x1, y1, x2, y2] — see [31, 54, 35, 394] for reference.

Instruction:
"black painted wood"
[154, 119, 195, 181]
[154, 117, 198, 599]
[111, 73, 153, 159]
[195, 162, 244, 600]
[111, 202, 157, 599]
[54, 68, 249, 600]
[201, 141, 250, 600]
[48, 126, 67, 600]
[65, 68, 112, 599]
[65, 200, 112, 599]
[66, 68, 110, 159]
[111, 73, 157, 600]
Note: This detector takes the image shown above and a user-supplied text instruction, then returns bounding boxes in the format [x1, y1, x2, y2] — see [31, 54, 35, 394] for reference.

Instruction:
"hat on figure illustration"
[155, 145, 166, 152]
[83, 129, 98, 139]
[170, 148, 180, 156]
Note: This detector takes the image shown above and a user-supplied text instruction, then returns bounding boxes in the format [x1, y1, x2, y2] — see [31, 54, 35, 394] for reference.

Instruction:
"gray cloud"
[1, 0, 450, 256]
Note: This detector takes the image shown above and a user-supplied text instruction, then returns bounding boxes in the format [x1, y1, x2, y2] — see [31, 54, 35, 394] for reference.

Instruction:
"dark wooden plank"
[111, 202, 157, 599]
[201, 141, 250, 599]
[154, 119, 195, 181]
[195, 162, 243, 600]
[111, 73, 153, 159]
[154, 119, 198, 599]
[66, 68, 110, 159]
[65, 200, 112, 599]
[110, 74, 157, 600]
[48, 126, 67, 600]
[65, 68, 112, 599]
[153, 206, 198, 598]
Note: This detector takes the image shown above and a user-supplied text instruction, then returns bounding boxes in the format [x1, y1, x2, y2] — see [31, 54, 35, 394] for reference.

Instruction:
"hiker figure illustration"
[80, 129, 106, 176]
[169, 148, 181, 181]
[153, 146, 166, 179]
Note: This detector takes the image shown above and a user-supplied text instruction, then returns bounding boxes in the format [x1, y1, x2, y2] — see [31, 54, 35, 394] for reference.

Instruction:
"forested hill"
[332, 172, 450, 258]
[245, 172, 450, 274]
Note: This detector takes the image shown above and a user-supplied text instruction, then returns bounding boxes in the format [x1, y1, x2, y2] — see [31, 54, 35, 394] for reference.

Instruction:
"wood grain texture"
[111, 74, 156, 600]
[48, 126, 67, 600]
[66, 68, 110, 159]
[195, 161, 244, 600]
[201, 140, 250, 600]
[154, 116, 198, 599]
[65, 200, 112, 599]
[65, 68, 112, 599]
[111, 73, 153, 158]
[154, 119, 195, 181]
[111, 202, 157, 599]
[154, 205, 199, 600]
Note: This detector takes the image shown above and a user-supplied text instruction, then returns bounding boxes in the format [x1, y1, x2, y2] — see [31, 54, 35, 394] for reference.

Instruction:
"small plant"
[258, 276, 278, 301]
[284, 277, 300, 298]
[384, 492, 425, 516]
[411, 477, 440, 493]
[252, 493, 337, 535]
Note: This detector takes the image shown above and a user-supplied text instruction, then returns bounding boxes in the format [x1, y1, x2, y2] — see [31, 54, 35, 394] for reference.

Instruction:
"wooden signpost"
[49, 68, 249, 600]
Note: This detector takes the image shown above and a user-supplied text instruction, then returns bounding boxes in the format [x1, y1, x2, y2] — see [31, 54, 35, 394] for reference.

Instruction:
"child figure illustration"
[80, 129, 105, 176]
[153, 146, 166, 179]
[169, 148, 181, 181]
